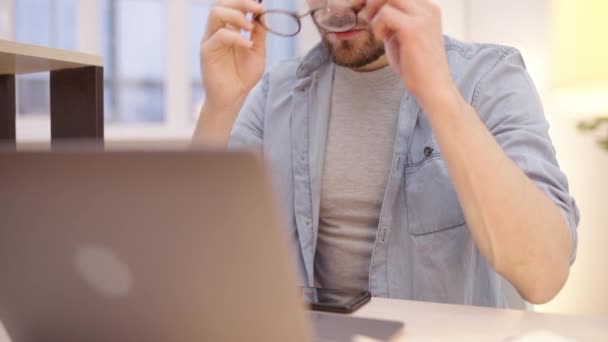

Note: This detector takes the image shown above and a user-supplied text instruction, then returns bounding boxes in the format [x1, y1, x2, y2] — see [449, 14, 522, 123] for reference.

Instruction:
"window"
[101, 0, 166, 123]
[189, 1, 212, 120]
[15, 0, 76, 49]
[14, 0, 76, 116]
[10, 0, 300, 140]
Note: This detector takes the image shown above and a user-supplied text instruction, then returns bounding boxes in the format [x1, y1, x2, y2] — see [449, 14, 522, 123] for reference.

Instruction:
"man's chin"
[321, 30, 386, 69]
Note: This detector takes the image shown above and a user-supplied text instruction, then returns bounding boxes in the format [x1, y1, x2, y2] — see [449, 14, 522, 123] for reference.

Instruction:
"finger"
[370, 4, 411, 41]
[366, 0, 423, 21]
[203, 28, 254, 53]
[205, 7, 255, 40]
[216, 0, 264, 14]
[249, 18, 267, 54]
[365, 0, 385, 21]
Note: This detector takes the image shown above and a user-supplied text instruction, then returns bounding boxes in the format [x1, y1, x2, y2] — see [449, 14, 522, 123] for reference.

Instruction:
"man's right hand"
[200, 0, 267, 112]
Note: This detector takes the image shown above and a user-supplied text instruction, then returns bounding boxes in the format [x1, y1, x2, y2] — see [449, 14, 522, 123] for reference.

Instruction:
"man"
[194, 0, 579, 308]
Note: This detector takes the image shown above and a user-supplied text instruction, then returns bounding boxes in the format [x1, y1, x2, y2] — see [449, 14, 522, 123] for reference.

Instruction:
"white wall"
[435, 0, 468, 39]
[0, 0, 13, 40]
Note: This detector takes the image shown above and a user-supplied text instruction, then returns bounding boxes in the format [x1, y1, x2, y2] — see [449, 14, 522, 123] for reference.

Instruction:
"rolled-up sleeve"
[472, 48, 580, 263]
[228, 73, 270, 151]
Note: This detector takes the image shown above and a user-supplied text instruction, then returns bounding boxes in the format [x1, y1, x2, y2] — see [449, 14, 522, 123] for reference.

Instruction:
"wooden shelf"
[0, 40, 105, 143]
[0, 39, 103, 75]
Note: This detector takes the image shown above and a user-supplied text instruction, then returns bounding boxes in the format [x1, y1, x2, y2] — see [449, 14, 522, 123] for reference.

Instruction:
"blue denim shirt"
[229, 36, 580, 308]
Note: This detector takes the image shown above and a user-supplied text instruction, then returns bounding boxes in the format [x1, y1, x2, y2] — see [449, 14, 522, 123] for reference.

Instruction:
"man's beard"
[320, 28, 386, 69]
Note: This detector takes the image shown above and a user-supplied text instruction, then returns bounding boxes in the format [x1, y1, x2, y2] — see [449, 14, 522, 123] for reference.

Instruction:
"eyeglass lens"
[258, 11, 302, 37]
[258, 6, 357, 37]
[313, 7, 357, 32]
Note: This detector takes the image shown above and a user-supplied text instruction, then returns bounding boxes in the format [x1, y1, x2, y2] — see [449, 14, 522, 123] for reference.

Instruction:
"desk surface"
[0, 39, 103, 75]
[354, 298, 608, 341]
[0, 298, 605, 341]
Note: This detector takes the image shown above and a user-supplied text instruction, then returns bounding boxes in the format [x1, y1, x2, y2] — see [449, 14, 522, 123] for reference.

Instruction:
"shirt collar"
[296, 43, 330, 79]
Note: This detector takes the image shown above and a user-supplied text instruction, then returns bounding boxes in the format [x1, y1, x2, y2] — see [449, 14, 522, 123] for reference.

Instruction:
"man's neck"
[353, 55, 389, 72]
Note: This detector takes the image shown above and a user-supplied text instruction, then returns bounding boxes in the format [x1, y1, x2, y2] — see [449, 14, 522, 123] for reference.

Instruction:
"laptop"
[0, 148, 403, 342]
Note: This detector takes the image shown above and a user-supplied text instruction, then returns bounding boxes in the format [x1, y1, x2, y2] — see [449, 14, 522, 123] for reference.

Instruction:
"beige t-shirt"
[314, 64, 406, 291]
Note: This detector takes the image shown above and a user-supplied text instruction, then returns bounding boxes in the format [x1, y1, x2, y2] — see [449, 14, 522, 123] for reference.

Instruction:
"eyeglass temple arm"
[251, 1, 324, 20]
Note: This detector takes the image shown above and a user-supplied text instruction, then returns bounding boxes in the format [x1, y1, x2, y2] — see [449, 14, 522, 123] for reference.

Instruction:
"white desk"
[0, 299, 606, 341]
[355, 298, 608, 341]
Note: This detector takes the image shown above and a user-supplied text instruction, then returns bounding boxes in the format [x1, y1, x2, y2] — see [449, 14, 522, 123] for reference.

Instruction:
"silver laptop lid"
[0, 149, 312, 342]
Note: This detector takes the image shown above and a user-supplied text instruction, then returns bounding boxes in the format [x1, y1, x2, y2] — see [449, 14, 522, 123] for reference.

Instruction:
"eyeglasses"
[255, 5, 359, 37]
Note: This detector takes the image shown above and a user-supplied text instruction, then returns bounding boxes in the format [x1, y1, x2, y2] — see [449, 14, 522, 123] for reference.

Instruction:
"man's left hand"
[366, 0, 455, 109]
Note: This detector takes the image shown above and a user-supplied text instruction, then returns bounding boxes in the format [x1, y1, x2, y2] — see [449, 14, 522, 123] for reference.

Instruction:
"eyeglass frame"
[253, 5, 361, 37]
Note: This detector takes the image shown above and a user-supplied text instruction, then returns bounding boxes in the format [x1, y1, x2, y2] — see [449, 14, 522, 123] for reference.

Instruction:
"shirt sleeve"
[472, 48, 581, 264]
[227, 73, 270, 152]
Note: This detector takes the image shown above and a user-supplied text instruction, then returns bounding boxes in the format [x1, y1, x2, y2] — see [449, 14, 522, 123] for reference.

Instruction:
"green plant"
[577, 117, 608, 150]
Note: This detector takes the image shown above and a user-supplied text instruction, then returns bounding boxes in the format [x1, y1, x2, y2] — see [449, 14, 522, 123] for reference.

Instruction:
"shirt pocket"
[404, 153, 466, 236]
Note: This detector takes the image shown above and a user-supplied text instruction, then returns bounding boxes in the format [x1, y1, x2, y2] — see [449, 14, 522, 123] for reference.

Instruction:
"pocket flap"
[405, 157, 466, 236]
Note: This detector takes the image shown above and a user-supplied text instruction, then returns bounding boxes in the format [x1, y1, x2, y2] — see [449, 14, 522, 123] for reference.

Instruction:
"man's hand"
[366, 0, 455, 110]
[201, 0, 267, 112]
[194, 0, 267, 146]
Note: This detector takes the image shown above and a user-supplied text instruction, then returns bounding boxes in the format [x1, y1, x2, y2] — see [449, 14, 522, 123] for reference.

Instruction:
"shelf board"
[0, 39, 103, 75]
